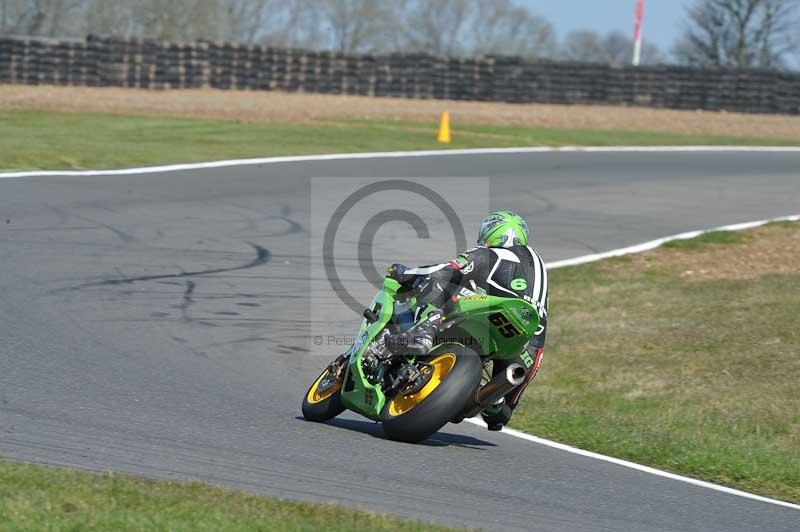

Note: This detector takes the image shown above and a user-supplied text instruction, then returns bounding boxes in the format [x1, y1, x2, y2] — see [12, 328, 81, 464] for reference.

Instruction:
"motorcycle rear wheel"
[381, 344, 481, 443]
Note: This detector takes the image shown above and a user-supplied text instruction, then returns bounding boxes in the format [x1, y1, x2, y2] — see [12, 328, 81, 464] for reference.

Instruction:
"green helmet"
[477, 210, 529, 248]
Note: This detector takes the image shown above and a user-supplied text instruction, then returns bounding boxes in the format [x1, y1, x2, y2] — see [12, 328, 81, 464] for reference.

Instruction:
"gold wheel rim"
[306, 369, 342, 404]
[387, 353, 457, 417]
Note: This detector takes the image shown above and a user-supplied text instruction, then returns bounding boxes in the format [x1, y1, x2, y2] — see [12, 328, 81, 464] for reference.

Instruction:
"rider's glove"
[482, 401, 512, 431]
[386, 313, 442, 357]
[386, 323, 435, 357]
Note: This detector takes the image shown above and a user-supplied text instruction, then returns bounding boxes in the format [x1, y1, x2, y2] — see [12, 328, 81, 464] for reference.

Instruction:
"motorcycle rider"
[385, 211, 548, 431]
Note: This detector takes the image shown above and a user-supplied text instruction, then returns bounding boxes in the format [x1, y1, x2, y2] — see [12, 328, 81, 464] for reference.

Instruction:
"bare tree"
[755, 0, 799, 66]
[81, 0, 293, 44]
[602, 31, 635, 64]
[117, 0, 220, 41]
[562, 29, 607, 63]
[0, 0, 27, 34]
[399, 0, 473, 56]
[84, 0, 134, 37]
[308, 0, 390, 53]
[1, 0, 86, 36]
[674, 0, 799, 69]
[268, 0, 322, 49]
[562, 29, 665, 65]
[602, 31, 666, 65]
[469, 0, 556, 58]
[0, 0, 575, 67]
[220, 0, 291, 45]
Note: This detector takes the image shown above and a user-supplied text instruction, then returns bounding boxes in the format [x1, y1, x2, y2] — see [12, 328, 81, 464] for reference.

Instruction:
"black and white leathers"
[395, 244, 549, 424]
[404, 245, 548, 350]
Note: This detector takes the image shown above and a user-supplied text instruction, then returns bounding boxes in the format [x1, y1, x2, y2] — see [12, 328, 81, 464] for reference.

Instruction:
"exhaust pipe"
[460, 363, 526, 419]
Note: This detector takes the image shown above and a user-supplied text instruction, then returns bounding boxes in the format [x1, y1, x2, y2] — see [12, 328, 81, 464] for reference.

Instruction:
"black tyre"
[301, 365, 345, 422]
[381, 344, 482, 443]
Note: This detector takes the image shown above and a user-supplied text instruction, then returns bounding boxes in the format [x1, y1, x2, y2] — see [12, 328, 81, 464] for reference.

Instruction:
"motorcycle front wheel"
[301, 362, 346, 422]
[381, 344, 481, 443]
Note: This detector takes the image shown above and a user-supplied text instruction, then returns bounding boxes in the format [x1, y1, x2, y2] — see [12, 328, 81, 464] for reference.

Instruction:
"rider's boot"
[481, 399, 512, 431]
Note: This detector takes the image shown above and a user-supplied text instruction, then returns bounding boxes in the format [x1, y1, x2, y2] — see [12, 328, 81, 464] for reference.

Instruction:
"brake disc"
[398, 363, 434, 395]
[318, 356, 346, 392]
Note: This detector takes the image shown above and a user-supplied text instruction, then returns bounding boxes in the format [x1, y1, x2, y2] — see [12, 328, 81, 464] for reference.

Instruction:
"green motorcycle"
[302, 276, 539, 443]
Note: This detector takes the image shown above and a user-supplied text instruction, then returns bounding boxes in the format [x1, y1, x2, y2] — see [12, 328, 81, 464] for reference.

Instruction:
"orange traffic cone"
[437, 111, 451, 144]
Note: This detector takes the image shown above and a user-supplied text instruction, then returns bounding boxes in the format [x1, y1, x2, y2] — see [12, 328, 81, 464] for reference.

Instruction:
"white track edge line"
[467, 212, 800, 511]
[3, 145, 800, 179]
[548, 214, 800, 268]
[464, 418, 800, 510]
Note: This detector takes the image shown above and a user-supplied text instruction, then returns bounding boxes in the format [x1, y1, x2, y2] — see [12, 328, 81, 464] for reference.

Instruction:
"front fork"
[325, 354, 348, 385]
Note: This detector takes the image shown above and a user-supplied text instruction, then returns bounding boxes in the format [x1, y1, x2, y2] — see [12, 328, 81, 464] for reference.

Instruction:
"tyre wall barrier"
[1, 34, 798, 115]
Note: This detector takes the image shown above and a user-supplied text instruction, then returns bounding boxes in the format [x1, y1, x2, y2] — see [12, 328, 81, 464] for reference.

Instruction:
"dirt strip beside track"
[3, 85, 800, 140]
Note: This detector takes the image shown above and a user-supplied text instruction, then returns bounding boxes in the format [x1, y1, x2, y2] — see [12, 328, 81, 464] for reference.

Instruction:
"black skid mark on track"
[47, 205, 137, 244]
[178, 280, 196, 322]
[276, 344, 310, 353]
[264, 215, 303, 237]
[275, 204, 303, 235]
[77, 215, 137, 244]
[268, 203, 304, 236]
[53, 243, 271, 293]
[206, 335, 271, 347]
[231, 202, 304, 238]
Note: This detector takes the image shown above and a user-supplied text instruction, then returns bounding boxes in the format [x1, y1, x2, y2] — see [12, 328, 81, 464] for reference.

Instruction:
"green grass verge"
[0, 460, 461, 531]
[765, 220, 800, 230]
[662, 230, 751, 250]
[513, 222, 800, 503]
[2, 109, 799, 172]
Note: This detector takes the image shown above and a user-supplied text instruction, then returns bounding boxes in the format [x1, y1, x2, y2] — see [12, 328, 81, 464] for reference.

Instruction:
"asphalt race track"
[1, 151, 799, 531]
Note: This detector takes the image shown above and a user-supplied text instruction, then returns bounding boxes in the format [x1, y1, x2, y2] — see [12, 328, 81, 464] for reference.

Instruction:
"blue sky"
[522, 1, 687, 54]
